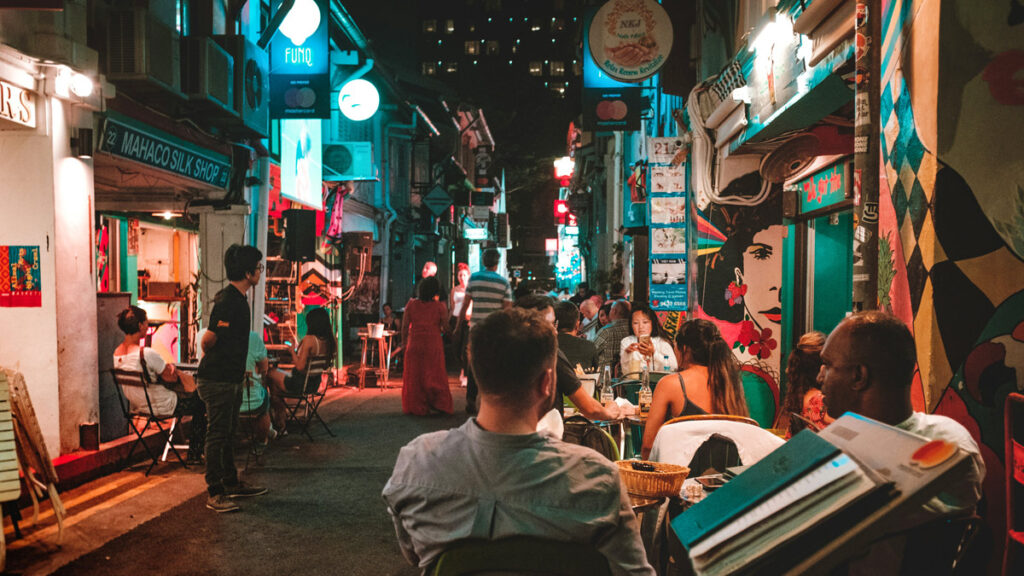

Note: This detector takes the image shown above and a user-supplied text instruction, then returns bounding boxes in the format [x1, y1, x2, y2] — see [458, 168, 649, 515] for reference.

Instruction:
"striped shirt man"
[464, 269, 513, 326]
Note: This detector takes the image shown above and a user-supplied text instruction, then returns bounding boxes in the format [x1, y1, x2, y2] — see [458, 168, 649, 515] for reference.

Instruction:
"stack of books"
[670, 414, 974, 575]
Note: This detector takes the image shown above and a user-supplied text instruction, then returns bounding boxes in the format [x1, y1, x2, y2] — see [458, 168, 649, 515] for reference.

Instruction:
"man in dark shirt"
[555, 301, 598, 370]
[515, 295, 619, 420]
[197, 244, 268, 513]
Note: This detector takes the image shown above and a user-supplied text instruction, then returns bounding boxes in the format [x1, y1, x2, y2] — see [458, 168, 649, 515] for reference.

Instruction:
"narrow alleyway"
[5, 381, 469, 576]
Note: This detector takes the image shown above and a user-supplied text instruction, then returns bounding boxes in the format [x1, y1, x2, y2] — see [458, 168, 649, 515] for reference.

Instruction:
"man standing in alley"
[197, 244, 268, 513]
[457, 248, 512, 414]
[383, 308, 653, 574]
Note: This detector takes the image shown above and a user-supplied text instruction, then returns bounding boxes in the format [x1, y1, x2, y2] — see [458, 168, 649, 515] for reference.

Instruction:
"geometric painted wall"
[878, 0, 1024, 563]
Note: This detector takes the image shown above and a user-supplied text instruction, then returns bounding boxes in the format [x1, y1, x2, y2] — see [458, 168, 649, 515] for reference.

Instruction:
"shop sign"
[581, 87, 643, 131]
[648, 154, 688, 311]
[280, 118, 323, 210]
[588, 0, 673, 83]
[270, 0, 330, 118]
[0, 80, 35, 128]
[797, 160, 851, 215]
[99, 114, 231, 188]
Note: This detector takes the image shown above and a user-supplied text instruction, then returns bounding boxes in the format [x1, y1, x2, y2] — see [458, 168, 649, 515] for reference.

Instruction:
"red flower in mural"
[725, 281, 747, 307]
[737, 320, 778, 359]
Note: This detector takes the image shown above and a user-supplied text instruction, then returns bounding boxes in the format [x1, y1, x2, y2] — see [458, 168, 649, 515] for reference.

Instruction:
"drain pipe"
[379, 108, 419, 309]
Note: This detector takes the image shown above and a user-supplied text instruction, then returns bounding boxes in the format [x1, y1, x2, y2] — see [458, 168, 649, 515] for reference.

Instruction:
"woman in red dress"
[401, 276, 453, 415]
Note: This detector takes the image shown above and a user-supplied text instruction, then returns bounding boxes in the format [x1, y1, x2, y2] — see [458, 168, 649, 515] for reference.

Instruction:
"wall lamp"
[70, 127, 93, 158]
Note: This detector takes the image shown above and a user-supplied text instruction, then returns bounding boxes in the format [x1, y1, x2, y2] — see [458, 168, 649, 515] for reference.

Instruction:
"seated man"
[820, 311, 985, 571]
[556, 300, 599, 370]
[516, 295, 620, 421]
[383, 308, 654, 575]
[113, 306, 206, 465]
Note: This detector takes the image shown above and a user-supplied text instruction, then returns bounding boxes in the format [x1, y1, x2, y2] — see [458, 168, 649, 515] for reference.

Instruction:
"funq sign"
[0, 80, 35, 128]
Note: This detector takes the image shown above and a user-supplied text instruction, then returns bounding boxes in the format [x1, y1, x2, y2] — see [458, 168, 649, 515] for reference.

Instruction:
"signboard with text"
[0, 80, 35, 128]
[99, 114, 231, 188]
[270, 0, 330, 118]
[797, 160, 851, 215]
[648, 159, 688, 311]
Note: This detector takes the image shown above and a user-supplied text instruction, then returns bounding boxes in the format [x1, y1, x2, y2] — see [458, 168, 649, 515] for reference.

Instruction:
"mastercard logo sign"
[595, 99, 629, 120]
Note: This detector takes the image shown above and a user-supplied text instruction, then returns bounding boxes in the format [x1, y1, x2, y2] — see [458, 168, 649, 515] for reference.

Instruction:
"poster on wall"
[280, 119, 324, 210]
[648, 158, 688, 311]
[0, 245, 42, 307]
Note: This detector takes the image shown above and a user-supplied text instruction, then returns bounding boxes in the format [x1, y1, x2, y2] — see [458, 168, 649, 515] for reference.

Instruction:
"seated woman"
[641, 319, 748, 459]
[619, 303, 678, 375]
[775, 331, 830, 437]
[265, 307, 335, 431]
[113, 306, 206, 464]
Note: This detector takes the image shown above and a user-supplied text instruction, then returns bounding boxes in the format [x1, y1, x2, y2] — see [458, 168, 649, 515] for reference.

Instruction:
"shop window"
[445, 19, 455, 34]
[423, 19, 437, 33]
[422, 62, 437, 76]
[465, 40, 480, 55]
[445, 61, 458, 74]
[529, 62, 543, 76]
[550, 61, 565, 76]
[486, 41, 500, 55]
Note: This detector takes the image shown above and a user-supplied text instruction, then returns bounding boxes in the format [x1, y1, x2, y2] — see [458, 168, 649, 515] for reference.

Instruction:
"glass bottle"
[638, 363, 652, 416]
[600, 365, 614, 404]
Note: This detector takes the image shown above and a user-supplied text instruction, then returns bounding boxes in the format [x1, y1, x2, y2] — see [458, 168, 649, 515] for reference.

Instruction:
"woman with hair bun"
[641, 319, 748, 459]
[775, 331, 829, 437]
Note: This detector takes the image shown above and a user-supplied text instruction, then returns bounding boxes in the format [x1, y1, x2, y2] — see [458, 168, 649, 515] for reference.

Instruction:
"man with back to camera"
[197, 244, 268, 513]
[819, 311, 985, 571]
[383, 307, 654, 575]
[555, 300, 599, 371]
[517, 295, 620, 420]
[456, 248, 513, 414]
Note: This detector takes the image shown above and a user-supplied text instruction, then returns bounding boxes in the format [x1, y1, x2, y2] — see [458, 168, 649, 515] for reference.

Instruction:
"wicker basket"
[616, 460, 690, 498]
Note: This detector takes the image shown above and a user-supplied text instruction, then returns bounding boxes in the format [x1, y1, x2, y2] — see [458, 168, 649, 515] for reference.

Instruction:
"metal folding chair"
[111, 368, 188, 475]
[281, 357, 334, 440]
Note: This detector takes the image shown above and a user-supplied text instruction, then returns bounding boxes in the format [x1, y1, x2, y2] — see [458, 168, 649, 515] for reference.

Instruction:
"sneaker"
[206, 494, 240, 513]
[224, 481, 268, 498]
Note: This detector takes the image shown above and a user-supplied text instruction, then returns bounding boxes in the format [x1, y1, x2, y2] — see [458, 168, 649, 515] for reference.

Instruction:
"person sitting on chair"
[113, 306, 206, 465]
[265, 307, 335, 432]
[383, 307, 654, 575]
[242, 331, 277, 453]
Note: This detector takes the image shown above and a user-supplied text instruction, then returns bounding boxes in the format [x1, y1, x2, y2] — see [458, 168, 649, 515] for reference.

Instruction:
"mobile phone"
[639, 335, 652, 346]
[695, 476, 727, 490]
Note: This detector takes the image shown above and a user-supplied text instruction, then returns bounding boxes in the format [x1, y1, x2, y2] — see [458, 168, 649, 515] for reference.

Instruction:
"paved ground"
[4, 379, 470, 576]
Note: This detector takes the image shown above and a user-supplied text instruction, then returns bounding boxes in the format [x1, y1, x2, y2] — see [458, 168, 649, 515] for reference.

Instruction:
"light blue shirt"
[241, 332, 268, 413]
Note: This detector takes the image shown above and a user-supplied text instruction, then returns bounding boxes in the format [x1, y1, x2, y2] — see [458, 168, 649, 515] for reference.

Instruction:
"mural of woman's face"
[631, 310, 653, 338]
[742, 225, 786, 328]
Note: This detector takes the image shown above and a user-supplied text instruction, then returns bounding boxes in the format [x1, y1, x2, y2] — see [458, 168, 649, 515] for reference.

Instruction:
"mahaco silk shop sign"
[98, 114, 232, 189]
[589, 0, 673, 83]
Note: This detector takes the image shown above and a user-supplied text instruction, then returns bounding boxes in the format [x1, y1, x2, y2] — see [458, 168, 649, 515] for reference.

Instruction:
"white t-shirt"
[896, 411, 986, 517]
[114, 348, 178, 417]
[619, 335, 678, 373]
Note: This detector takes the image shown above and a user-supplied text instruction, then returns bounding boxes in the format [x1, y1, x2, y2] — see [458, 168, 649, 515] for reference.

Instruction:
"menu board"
[648, 158, 688, 311]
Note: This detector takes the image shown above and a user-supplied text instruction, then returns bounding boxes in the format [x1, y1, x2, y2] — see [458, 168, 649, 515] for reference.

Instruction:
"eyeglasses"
[256, 262, 265, 272]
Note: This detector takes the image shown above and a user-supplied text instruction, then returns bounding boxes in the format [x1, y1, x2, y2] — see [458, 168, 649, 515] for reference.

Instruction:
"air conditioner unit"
[182, 36, 236, 117]
[106, 9, 183, 100]
[323, 142, 375, 181]
[213, 35, 269, 138]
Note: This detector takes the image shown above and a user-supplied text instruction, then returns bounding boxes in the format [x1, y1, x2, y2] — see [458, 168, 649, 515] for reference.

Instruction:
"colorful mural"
[694, 187, 784, 425]
[878, 0, 1024, 560]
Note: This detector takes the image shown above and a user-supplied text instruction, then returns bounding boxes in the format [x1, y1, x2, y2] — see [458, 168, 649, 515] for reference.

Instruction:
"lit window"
[552, 86, 566, 98]
[508, 59, 513, 65]
[529, 62, 542, 76]
[423, 19, 436, 33]
[486, 41, 500, 55]
[473, 59, 478, 65]
[445, 62, 458, 73]
[552, 38, 556, 43]
[445, 19, 455, 33]
[512, 45, 518, 54]
[469, 24, 475, 32]
[552, 18, 565, 32]
[488, 17, 492, 23]
[550, 61, 565, 76]
[421, 62, 437, 76]
[531, 25, 541, 32]
[465, 40, 480, 55]
[573, 60, 583, 76]
[437, 39, 442, 46]
[516, 38, 521, 44]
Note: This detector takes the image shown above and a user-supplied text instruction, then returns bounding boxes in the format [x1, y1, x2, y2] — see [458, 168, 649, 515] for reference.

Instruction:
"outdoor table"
[356, 329, 397, 389]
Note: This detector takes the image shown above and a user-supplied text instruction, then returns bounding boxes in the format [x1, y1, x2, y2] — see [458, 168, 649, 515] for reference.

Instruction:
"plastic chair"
[430, 536, 612, 576]
[649, 417, 784, 469]
[1004, 393, 1024, 575]
[111, 368, 188, 475]
[281, 357, 334, 440]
